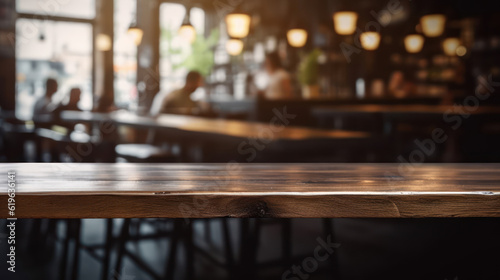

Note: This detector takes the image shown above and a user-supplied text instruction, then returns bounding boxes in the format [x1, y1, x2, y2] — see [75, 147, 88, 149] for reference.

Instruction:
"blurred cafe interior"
[1, 0, 500, 279]
[1, 0, 500, 164]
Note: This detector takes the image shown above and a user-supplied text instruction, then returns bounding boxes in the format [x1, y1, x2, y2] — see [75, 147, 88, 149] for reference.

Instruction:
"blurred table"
[61, 110, 368, 142]
[313, 105, 500, 116]
[61, 110, 373, 161]
[312, 105, 500, 133]
[1, 163, 499, 218]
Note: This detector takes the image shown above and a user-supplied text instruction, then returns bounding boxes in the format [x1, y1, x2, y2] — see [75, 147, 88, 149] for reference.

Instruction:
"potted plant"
[297, 48, 322, 99]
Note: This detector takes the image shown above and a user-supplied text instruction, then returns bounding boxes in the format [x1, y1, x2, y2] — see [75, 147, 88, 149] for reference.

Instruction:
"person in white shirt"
[263, 52, 293, 100]
[150, 71, 203, 116]
[33, 78, 58, 115]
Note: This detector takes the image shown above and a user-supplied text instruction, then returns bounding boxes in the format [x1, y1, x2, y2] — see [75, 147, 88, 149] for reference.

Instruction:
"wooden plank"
[1, 163, 499, 218]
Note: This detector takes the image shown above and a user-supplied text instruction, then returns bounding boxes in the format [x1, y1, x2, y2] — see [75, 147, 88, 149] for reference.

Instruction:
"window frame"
[15, 11, 96, 113]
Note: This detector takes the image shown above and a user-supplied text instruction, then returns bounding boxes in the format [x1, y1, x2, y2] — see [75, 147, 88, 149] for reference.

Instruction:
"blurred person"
[263, 52, 293, 99]
[94, 94, 118, 113]
[150, 71, 203, 116]
[92, 94, 119, 162]
[388, 71, 415, 98]
[34, 78, 59, 115]
[57, 88, 82, 112]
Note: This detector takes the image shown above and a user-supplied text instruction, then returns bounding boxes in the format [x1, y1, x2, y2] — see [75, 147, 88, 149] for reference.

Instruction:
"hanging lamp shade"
[179, 11, 196, 43]
[127, 22, 143, 46]
[225, 13, 251, 39]
[333, 11, 358, 35]
[287, 29, 308, 48]
[442, 37, 460, 56]
[404, 34, 425, 53]
[420, 14, 446, 37]
[360, 32, 381, 50]
[96, 33, 112, 51]
[226, 39, 244, 56]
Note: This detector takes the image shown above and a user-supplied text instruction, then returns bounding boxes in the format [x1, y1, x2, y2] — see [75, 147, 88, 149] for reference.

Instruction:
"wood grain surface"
[1, 163, 499, 218]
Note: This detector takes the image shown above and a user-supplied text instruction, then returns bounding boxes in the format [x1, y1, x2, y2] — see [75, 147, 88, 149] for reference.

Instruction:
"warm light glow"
[96, 33, 111, 51]
[226, 13, 251, 38]
[179, 24, 196, 43]
[442, 38, 460, 56]
[127, 27, 143, 46]
[420, 14, 446, 37]
[360, 32, 381, 50]
[333, 12, 358, 35]
[287, 29, 308, 48]
[456, 45, 467, 57]
[404, 34, 425, 53]
[226, 39, 244, 56]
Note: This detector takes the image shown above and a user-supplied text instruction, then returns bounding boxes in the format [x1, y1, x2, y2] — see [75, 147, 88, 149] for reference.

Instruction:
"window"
[16, 19, 93, 119]
[114, 0, 138, 108]
[16, 0, 96, 19]
[159, 3, 205, 94]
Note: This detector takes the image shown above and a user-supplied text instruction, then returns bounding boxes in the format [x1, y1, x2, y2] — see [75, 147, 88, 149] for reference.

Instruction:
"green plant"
[180, 29, 219, 77]
[160, 27, 219, 77]
[298, 49, 322, 86]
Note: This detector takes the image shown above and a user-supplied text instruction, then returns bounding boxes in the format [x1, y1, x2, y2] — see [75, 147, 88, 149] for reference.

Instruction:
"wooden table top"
[2, 163, 499, 219]
[61, 111, 369, 141]
[312, 105, 500, 116]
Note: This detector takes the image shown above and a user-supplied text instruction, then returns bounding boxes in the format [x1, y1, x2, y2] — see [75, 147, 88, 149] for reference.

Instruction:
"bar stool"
[240, 218, 340, 279]
[114, 219, 182, 280]
[113, 218, 236, 280]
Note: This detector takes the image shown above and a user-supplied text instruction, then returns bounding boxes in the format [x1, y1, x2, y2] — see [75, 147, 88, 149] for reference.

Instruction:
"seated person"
[57, 88, 82, 112]
[150, 71, 203, 116]
[263, 52, 293, 100]
[53, 87, 83, 130]
[94, 94, 118, 113]
[34, 78, 59, 115]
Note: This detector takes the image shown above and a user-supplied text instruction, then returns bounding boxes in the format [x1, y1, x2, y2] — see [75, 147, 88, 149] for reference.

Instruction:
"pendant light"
[286, 0, 308, 48]
[442, 37, 460, 56]
[287, 29, 308, 48]
[226, 38, 244, 56]
[404, 34, 425, 53]
[226, 5, 251, 39]
[179, 9, 196, 44]
[127, 20, 143, 46]
[333, 11, 358, 35]
[420, 14, 446, 37]
[360, 32, 381, 50]
[96, 33, 112, 51]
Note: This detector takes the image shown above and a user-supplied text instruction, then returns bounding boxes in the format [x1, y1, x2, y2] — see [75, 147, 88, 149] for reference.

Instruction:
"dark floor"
[1, 218, 500, 280]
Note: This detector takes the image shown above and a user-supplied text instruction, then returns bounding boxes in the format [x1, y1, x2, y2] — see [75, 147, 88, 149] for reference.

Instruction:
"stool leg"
[204, 219, 212, 244]
[282, 219, 292, 267]
[185, 220, 194, 280]
[71, 219, 82, 280]
[221, 219, 234, 278]
[101, 219, 114, 280]
[165, 219, 181, 280]
[114, 219, 131, 279]
[239, 219, 257, 280]
[60, 220, 70, 280]
[322, 218, 340, 279]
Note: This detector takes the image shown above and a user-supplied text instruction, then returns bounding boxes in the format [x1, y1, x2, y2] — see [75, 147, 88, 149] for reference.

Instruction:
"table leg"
[101, 219, 114, 280]
[70, 219, 82, 280]
[113, 219, 131, 279]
